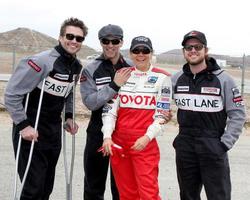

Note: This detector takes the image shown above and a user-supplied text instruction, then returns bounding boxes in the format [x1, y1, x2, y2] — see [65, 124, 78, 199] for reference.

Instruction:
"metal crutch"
[62, 75, 77, 200]
[13, 93, 30, 199]
[13, 79, 46, 200]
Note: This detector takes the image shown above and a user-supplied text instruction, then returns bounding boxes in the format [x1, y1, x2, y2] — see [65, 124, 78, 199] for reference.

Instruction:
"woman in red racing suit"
[101, 36, 172, 200]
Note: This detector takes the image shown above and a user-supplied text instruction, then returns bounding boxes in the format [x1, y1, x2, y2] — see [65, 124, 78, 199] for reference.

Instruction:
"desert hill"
[0, 28, 249, 69]
[0, 27, 97, 59]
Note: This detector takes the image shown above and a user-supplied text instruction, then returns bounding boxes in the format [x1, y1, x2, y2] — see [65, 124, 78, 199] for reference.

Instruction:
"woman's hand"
[102, 138, 114, 156]
[131, 135, 150, 151]
[160, 110, 173, 124]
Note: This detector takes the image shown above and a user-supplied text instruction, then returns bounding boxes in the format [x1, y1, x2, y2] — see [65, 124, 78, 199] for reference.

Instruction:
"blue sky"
[0, 0, 249, 56]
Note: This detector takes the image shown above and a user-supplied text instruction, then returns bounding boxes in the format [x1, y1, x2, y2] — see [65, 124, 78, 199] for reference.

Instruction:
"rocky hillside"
[0, 27, 97, 59]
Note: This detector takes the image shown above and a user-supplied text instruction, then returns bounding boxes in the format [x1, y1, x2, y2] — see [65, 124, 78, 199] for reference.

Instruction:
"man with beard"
[171, 30, 246, 200]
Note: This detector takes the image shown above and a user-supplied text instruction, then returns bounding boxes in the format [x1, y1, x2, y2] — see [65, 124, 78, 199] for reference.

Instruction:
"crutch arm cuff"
[65, 112, 73, 120]
[16, 119, 31, 132]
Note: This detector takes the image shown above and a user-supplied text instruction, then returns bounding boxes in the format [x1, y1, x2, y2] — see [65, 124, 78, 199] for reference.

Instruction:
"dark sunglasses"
[101, 38, 121, 45]
[131, 47, 151, 55]
[65, 33, 85, 43]
[183, 44, 204, 51]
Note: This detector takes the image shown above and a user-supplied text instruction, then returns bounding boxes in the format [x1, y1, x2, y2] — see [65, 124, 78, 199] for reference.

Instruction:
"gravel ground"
[0, 112, 250, 200]
[1, 67, 249, 200]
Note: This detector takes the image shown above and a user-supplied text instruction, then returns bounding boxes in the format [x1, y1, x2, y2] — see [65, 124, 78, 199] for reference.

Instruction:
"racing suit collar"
[134, 64, 153, 73]
[55, 43, 82, 74]
[183, 57, 221, 77]
[206, 57, 221, 72]
[55, 43, 76, 61]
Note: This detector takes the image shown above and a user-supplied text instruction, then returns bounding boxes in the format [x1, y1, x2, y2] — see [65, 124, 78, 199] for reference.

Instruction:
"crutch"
[62, 75, 77, 200]
[13, 93, 29, 199]
[13, 79, 46, 200]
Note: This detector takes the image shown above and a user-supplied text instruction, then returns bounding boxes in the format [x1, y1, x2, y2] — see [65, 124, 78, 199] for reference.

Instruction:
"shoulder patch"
[27, 60, 41, 72]
[80, 74, 87, 82]
[232, 87, 244, 106]
[152, 67, 171, 76]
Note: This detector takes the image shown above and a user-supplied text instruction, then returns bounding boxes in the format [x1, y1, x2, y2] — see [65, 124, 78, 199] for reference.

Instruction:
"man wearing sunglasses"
[5, 17, 87, 200]
[172, 30, 246, 200]
[80, 24, 132, 200]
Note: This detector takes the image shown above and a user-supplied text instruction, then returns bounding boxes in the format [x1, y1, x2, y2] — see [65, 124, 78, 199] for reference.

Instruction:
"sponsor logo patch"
[103, 104, 112, 113]
[42, 76, 73, 97]
[232, 87, 244, 106]
[156, 102, 170, 110]
[160, 97, 170, 102]
[201, 87, 220, 95]
[126, 82, 136, 85]
[174, 93, 223, 112]
[161, 87, 171, 95]
[119, 93, 156, 109]
[54, 73, 69, 81]
[232, 87, 241, 98]
[147, 76, 158, 83]
[124, 81, 136, 88]
[177, 86, 189, 92]
[27, 60, 41, 72]
[134, 72, 147, 76]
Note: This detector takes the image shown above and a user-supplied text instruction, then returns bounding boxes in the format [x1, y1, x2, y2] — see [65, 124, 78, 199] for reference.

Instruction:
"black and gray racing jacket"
[172, 57, 246, 150]
[4, 44, 82, 132]
[80, 54, 132, 136]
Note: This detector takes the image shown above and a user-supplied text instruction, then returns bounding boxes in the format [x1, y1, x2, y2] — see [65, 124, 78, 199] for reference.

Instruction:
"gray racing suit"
[4, 44, 82, 199]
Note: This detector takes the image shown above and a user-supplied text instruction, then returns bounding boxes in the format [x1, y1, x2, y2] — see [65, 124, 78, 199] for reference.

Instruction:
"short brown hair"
[60, 17, 88, 37]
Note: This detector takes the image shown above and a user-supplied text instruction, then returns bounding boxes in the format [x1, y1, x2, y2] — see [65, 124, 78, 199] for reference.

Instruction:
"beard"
[186, 55, 205, 66]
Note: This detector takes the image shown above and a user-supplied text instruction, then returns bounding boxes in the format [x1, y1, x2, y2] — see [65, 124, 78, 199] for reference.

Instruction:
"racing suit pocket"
[197, 137, 227, 158]
[173, 135, 194, 152]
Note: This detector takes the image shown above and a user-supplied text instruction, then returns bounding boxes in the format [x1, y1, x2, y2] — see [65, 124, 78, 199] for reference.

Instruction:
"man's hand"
[131, 135, 150, 151]
[64, 118, 79, 135]
[113, 68, 132, 87]
[20, 126, 38, 142]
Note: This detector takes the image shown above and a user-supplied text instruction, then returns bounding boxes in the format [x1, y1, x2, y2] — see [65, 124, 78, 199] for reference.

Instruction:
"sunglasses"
[183, 44, 204, 51]
[131, 47, 151, 55]
[65, 33, 85, 43]
[101, 38, 121, 45]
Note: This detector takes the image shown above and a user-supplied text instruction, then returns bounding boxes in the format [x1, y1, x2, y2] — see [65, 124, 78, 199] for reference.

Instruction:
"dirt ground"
[0, 66, 250, 199]
[0, 111, 250, 200]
